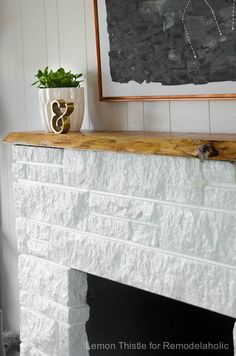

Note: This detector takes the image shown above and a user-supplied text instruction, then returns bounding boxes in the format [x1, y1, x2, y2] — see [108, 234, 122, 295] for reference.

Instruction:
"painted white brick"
[19, 255, 87, 307]
[16, 218, 30, 254]
[63, 150, 203, 204]
[14, 182, 89, 230]
[27, 239, 48, 258]
[20, 345, 49, 356]
[130, 222, 157, 246]
[87, 214, 157, 246]
[89, 193, 156, 222]
[63, 150, 101, 188]
[87, 200, 236, 265]
[155, 205, 236, 266]
[46, 228, 69, 264]
[58, 322, 89, 356]
[202, 161, 236, 184]
[204, 186, 236, 211]
[25, 164, 63, 184]
[37, 198, 236, 267]
[47, 227, 236, 318]
[20, 308, 58, 356]
[20, 291, 89, 324]
[13, 146, 236, 354]
[165, 185, 204, 205]
[13, 162, 26, 179]
[13, 162, 63, 184]
[158, 155, 202, 188]
[13, 145, 63, 164]
[16, 219, 51, 254]
[87, 215, 130, 240]
[25, 220, 50, 241]
[21, 345, 49, 356]
[48, 228, 81, 266]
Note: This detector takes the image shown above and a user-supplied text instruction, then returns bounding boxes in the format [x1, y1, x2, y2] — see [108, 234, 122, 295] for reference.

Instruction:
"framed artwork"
[94, 0, 236, 101]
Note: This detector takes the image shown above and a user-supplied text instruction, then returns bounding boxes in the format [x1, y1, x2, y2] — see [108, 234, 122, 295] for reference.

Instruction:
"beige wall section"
[0, 0, 236, 331]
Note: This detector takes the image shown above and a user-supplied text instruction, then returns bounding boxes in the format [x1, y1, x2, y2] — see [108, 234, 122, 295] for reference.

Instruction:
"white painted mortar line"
[22, 294, 88, 312]
[21, 218, 236, 272]
[20, 253, 74, 271]
[18, 179, 236, 216]
[89, 190, 236, 215]
[18, 179, 89, 192]
[27, 238, 49, 245]
[208, 182, 236, 189]
[16, 160, 63, 168]
[20, 291, 88, 311]
[21, 306, 86, 327]
[91, 212, 158, 228]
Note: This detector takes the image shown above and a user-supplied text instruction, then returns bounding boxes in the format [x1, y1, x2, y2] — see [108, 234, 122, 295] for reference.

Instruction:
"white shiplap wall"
[0, 0, 236, 331]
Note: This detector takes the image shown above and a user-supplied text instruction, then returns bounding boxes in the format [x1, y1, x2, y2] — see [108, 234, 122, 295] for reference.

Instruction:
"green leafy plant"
[32, 67, 83, 88]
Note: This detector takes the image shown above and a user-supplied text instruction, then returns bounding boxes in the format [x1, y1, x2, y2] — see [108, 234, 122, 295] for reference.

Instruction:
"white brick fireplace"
[11, 143, 236, 356]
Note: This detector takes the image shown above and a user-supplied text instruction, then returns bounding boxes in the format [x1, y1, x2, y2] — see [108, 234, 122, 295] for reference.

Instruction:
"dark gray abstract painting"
[105, 0, 236, 86]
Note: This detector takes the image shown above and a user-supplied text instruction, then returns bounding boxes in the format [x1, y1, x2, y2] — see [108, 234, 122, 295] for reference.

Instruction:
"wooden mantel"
[3, 131, 236, 161]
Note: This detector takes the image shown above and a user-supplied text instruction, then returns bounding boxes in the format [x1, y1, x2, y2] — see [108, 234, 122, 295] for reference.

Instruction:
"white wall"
[0, 0, 236, 331]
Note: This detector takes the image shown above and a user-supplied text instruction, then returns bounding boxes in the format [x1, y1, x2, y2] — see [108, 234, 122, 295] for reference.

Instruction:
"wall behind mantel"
[0, 0, 236, 331]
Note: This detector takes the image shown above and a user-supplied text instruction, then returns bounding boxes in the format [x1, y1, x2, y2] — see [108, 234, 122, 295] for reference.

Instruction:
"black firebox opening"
[86, 274, 235, 355]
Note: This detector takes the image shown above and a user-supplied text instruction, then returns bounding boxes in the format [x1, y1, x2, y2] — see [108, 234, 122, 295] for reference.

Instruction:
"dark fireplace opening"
[86, 274, 235, 355]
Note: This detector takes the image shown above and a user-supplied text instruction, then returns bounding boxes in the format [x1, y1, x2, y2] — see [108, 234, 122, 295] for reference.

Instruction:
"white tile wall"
[1, 0, 235, 135]
[144, 102, 170, 132]
[210, 101, 236, 133]
[1, 0, 236, 331]
[127, 103, 144, 131]
[170, 101, 210, 133]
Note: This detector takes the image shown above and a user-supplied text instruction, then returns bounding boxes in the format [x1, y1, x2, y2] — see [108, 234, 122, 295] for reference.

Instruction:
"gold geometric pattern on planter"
[51, 99, 74, 134]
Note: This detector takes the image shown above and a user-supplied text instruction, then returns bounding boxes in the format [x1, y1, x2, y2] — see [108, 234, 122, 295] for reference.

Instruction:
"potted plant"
[32, 67, 84, 133]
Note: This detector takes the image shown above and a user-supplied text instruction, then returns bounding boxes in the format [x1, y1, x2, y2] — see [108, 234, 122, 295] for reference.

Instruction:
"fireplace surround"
[4, 131, 236, 356]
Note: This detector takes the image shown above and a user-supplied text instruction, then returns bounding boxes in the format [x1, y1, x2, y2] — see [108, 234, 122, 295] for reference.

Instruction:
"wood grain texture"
[4, 131, 236, 161]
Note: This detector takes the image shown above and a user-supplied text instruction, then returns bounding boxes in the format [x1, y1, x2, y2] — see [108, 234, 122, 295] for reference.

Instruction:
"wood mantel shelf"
[3, 131, 236, 161]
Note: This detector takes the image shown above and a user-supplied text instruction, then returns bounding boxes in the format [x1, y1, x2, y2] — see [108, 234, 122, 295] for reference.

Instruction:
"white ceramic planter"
[39, 87, 84, 132]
